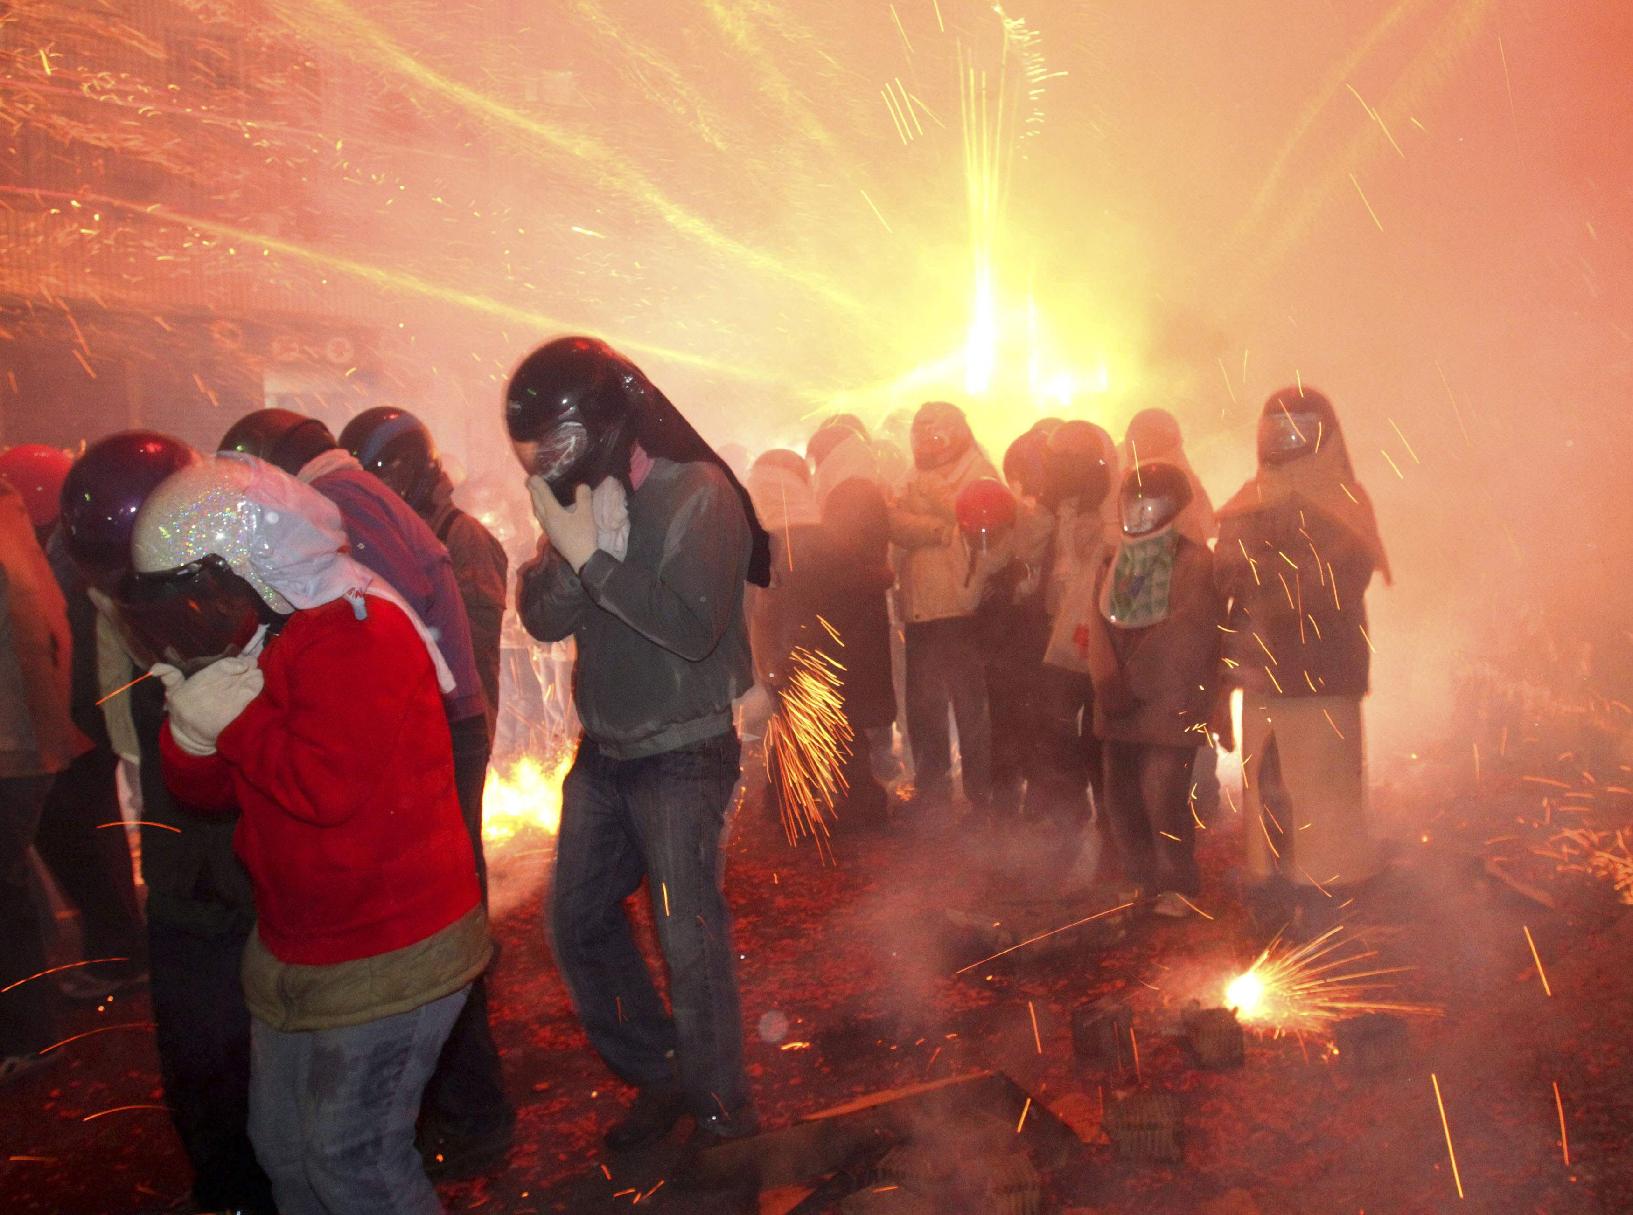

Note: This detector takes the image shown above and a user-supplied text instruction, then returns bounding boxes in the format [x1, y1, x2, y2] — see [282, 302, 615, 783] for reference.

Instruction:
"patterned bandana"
[1100, 526, 1180, 629]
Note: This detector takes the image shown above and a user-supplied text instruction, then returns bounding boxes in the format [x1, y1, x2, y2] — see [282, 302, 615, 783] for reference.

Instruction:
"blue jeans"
[248, 986, 468, 1215]
[550, 731, 749, 1120]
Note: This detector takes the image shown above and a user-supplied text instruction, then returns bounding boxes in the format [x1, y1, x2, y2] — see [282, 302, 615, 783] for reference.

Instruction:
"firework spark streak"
[1522, 924, 1552, 997]
[764, 645, 854, 854]
[1222, 926, 1435, 1035]
[953, 900, 1138, 976]
[1547, 826, 1633, 904]
[1431, 1073, 1465, 1200]
[1552, 1080, 1570, 1167]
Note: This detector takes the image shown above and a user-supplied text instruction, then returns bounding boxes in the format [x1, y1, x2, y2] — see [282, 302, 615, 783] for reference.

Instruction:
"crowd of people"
[0, 334, 1389, 1213]
[740, 385, 1391, 925]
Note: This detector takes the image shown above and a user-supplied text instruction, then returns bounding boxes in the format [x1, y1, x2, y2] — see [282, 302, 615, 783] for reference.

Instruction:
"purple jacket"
[312, 466, 486, 724]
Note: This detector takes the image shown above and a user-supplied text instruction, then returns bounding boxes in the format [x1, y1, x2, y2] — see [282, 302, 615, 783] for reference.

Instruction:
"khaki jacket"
[888, 447, 1000, 623]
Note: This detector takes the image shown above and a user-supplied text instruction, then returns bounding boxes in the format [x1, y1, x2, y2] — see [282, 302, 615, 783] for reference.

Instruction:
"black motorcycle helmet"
[339, 406, 441, 514]
[505, 335, 773, 584]
[219, 407, 337, 477]
[1119, 461, 1192, 537]
[504, 337, 644, 507]
[59, 430, 199, 592]
[1041, 420, 1113, 511]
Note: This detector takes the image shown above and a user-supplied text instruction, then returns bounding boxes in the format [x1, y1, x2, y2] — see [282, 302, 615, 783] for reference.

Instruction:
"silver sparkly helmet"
[131, 454, 292, 610]
[116, 454, 289, 673]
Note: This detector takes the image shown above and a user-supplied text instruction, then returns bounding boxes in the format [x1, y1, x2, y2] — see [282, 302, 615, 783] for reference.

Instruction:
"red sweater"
[161, 598, 480, 966]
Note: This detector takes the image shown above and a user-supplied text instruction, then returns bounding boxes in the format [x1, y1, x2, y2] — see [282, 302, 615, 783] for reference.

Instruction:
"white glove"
[528, 477, 599, 572]
[153, 656, 265, 756]
[589, 476, 631, 560]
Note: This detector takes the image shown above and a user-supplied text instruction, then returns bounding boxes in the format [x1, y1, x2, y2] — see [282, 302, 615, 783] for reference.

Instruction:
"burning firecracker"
[1222, 926, 1435, 1037]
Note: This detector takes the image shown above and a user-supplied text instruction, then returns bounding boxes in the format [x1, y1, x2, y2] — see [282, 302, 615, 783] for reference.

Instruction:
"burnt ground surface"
[2, 752, 1630, 1215]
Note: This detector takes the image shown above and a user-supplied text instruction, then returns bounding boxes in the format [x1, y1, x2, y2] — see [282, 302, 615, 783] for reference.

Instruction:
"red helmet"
[0, 444, 74, 530]
[955, 476, 1017, 545]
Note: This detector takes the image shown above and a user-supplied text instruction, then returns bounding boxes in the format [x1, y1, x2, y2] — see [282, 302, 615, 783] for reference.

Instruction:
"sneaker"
[59, 965, 149, 1003]
[1152, 891, 1196, 919]
[0, 1051, 62, 1089]
[421, 1118, 515, 1180]
[603, 1083, 688, 1151]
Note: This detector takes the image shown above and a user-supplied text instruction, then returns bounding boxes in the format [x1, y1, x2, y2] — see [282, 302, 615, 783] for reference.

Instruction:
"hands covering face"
[152, 655, 264, 756]
[528, 477, 600, 572]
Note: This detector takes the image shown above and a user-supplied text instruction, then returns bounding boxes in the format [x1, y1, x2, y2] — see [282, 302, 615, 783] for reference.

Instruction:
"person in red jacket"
[122, 453, 488, 1215]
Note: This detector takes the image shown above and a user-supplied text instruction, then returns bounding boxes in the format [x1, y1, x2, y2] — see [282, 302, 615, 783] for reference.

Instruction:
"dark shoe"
[603, 1083, 688, 1150]
[421, 1118, 515, 1180]
[674, 1110, 761, 1190]
[59, 963, 149, 1002]
[695, 1108, 760, 1141]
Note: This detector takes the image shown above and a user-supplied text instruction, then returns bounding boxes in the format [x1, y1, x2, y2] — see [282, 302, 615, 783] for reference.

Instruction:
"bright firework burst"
[764, 643, 854, 855]
[1221, 925, 1436, 1036]
[482, 748, 574, 845]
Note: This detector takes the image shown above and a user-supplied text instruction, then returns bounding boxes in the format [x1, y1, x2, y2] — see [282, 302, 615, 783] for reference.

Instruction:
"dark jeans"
[1026, 668, 1103, 823]
[148, 916, 276, 1214]
[0, 774, 55, 1057]
[249, 987, 467, 1215]
[903, 618, 992, 803]
[421, 714, 511, 1139]
[1102, 741, 1201, 896]
[550, 731, 749, 1120]
[34, 746, 146, 969]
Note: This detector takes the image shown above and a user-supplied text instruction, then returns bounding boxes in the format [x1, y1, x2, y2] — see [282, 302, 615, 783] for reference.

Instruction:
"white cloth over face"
[224, 453, 456, 693]
[589, 476, 631, 560]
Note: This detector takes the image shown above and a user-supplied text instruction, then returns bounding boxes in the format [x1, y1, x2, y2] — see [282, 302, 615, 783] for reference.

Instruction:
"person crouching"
[122, 453, 488, 1215]
[1083, 463, 1226, 917]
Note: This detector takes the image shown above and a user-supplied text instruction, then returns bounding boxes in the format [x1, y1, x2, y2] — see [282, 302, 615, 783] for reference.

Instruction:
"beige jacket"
[888, 446, 1000, 623]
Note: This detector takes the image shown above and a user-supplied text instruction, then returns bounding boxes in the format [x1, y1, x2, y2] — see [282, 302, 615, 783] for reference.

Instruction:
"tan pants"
[1241, 695, 1378, 889]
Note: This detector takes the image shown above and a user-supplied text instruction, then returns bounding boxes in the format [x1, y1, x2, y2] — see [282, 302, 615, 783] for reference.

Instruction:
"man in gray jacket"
[509, 337, 771, 1156]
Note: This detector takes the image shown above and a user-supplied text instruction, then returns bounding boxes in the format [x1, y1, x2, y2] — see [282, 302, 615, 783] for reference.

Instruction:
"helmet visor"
[1258, 409, 1323, 463]
[113, 555, 267, 675]
[511, 420, 590, 492]
[1121, 492, 1180, 536]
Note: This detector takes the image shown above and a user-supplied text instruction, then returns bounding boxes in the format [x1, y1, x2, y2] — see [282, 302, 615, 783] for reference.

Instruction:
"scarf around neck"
[1100, 526, 1181, 629]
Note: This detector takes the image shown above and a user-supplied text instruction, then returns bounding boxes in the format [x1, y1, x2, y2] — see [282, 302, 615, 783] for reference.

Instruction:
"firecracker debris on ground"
[3, 744, 1631, 1214]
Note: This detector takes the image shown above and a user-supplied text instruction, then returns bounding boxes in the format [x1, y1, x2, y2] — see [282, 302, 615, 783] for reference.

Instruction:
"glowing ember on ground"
[482, 749, 574, 845]
[1224, 970, 1267, 1017]
[1221, 926, 1435, 1036]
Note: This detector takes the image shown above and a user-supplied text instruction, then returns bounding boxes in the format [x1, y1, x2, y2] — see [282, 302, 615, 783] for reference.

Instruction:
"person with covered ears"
[130, 452, 488, 1215]
[510, 336, 771, 1170]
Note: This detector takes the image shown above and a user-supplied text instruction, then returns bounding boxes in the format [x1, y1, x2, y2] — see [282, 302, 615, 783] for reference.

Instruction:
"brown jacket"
[1087, 537, 1224, 748]
[0, 485, 90, 779]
